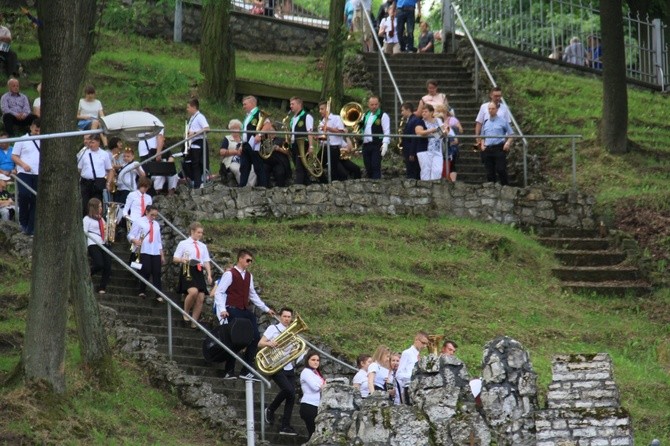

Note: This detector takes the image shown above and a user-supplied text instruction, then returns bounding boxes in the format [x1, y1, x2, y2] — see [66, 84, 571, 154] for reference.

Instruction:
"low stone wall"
[128, 1, 328, 55]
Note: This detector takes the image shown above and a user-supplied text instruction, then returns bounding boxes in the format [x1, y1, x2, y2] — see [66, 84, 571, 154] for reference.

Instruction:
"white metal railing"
[454, 0, 669, 88]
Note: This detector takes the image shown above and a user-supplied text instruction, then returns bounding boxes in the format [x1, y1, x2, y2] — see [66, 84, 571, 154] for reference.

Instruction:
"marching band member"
[83, 198, 111, 294]
[352, 353, 372, 398]
[185, 98, 209, 188]
[123, 176, 152, 225]
[300, 350, 325, 441]
[317, 100, 347, 182]
[115, 148, 145, 205]
[289, 96, 315, 185]
[261, 120, 291, 187]
[127, 204, 164, 299]
[77, 133, 113, 216]
[172, 222, 212, 329]
[239, 96, 269, 187]
[258, 307, 299, 436]
[361, 96, 390, 179]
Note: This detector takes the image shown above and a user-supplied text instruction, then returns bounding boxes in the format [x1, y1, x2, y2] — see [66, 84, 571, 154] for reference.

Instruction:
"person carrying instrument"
[317, 100, 347, 182]
[258, 307, 300, 436]
[214, 249, 276, 380]
[127, 204, 164, 300]
[239, 95, 269, 188]
[173, 222, 213, 329]
[184, 98, 210, 189]
[83, 198, 111, 295]
[289, 96, 315, 185]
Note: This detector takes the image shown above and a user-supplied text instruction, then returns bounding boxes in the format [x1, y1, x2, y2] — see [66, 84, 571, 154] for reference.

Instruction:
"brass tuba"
[298, 137, 323, 178]
[257, 110, 274, 160]
[256, 314, 309, 375]
[340, 102, 364, 154]
[105, 202, 119, 243]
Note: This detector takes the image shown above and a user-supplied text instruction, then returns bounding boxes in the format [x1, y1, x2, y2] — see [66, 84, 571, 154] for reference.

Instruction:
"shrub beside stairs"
[99, 242, 309, 445]
[535, 226, 652, 296]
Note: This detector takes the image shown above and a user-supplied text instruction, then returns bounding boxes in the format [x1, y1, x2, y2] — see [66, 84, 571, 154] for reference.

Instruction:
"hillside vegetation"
[1, 8, 669, 445]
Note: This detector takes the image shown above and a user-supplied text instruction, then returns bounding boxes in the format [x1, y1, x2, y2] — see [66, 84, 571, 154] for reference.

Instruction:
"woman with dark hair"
[353, 353, 372, 397]
[300, 350, 325, 440]
[83, 198, 111, 294]
[173, 221, 212, 328]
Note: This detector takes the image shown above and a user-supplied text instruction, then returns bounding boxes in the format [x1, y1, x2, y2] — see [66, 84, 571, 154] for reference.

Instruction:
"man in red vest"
[214, 249, 276, 379]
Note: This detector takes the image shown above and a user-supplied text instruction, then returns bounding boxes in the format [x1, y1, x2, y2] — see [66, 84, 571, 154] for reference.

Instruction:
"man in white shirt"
[361, 96, 391, 179]
[77, 134, 113, 216]
[317, 100, 347, 182]
[215, 249, 276, 379]
[378, 4, 401, 55]
[396, 330, 429, 405]
[258, 307, 300, 436]
[474, 86, 511, 142]
[11, 119, 40, 235]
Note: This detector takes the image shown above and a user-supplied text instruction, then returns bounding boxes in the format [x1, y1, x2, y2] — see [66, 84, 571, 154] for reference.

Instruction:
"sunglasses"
[245, 258, 253, 264]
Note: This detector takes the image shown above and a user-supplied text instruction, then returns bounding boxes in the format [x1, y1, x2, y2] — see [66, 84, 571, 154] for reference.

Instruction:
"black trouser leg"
[269, 369, 296, 428]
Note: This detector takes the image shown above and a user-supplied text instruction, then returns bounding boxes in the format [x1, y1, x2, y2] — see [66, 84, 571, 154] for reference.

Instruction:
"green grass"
[203, 215, 670, 444]
[503, 68, 670, 213]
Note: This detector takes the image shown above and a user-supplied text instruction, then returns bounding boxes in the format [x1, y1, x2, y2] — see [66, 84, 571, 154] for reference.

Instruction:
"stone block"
[572, 427, 597, 437]
[611, 437, 633, 445]
[536, 429, 570, 440]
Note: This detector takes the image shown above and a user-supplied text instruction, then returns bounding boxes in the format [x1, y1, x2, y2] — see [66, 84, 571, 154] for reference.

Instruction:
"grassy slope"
[1, 10, 669, 444]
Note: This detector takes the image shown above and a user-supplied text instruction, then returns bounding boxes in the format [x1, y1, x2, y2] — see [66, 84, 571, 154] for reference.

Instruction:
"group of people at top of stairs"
[549, 34, 603, 70]
[347, 0, 440, 54]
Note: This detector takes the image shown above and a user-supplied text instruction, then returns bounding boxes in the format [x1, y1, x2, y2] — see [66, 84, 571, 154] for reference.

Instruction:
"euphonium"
[105, 202, 119, 243]
[256, 314, 309, 375]
[281, 112, 292, 151]
[257, 110, 274, 160]
[298, 137, 323, 178]
[340, 102, 363, 151]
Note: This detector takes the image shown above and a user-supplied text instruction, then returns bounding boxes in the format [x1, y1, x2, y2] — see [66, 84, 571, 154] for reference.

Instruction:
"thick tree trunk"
[321, 0, 347, 110]
[200, 0, 236, 104]
[22, 0, 108, 392]
[600, 0, 629, 154]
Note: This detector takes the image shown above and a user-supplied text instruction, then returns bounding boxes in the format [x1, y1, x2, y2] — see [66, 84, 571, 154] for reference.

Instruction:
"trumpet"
[184, 120, 191, 156]
[397, 116, 406, 154]
[182, 253, 192, 281]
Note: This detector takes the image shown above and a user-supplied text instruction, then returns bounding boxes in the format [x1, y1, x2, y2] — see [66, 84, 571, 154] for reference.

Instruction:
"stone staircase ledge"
[561, 280, 652, 296]
[551, 265, 641, 282]
[536, 237, 610, 251]
[553, 250, 627, 267]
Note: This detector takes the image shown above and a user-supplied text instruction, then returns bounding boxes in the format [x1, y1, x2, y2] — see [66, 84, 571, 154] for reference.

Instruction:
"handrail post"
[246, 379, 256, 446]
[474, 57, 479, 99]
[378, 50, 383, 97]
[167, 302, 173, 359]
[522, 139, 528, 188]
[326, 139, 332, 184]
[260, 384, 266, 441]
[203, 132, 209, 186]
[571, 136, 577, 192]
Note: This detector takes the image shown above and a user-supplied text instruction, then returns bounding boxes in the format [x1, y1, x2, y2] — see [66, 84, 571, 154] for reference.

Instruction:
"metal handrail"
[449, 3, 531, 187]
[361, 7, 404, 125]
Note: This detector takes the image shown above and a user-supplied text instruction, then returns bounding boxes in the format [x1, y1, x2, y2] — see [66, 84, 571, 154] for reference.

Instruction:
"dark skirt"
[178, 265, 208, 293]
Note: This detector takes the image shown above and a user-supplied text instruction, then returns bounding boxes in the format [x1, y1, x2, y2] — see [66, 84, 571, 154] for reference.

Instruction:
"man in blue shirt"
[0, 131, 14, 176]
[396, 0, 421, 52]
[478, 102, 514, 185]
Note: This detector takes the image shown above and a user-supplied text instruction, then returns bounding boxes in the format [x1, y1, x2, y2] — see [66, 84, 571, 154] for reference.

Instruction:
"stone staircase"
[99, 242, 309, 445]
[535, 227, 652, 296]
[361, 52, 493, 185]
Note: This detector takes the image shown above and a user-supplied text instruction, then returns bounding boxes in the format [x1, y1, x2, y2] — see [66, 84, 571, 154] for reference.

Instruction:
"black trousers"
[263, 151, 291, 187]
[187, 146, 203, 188]
[0, 49, 18, 77]
[403, 152, 420, 179]
[138, 253, 162, 294]
[240, 143, 268, 187]
[482, 144, 509, 185]
[340, 159, 362, 179]
[268, 369, 296, 428]
[300, 403, 318, 439]
[362, 142, 382, 179]
[17, 172, 38, 235]
[223, 307, 260, 375]
[2, 113, 36, 137]
[290, 143, 312, 185]
[88, 244, 111, 291]
[80, 178, 105, 216]
[321, 145, 347, 182]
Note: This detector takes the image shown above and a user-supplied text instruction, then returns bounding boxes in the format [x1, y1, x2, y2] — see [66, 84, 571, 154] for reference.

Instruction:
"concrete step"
[561, 280, 652, 296]
[553, 250, 627, 267]
[536, 227, 600, 238]
[551, 265, 641, 282]
[537, 237, 611, 251]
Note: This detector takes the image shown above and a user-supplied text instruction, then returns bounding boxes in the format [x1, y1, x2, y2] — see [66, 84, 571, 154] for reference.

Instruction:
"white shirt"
[78, 148, 112, 179]
[262, 323, 296, 371]
[78, 98, 103, 119]
[475, 101, 511, 125]
[117, 161, 144, 191]
[368, 362, 389, 389]
[127, 215, 162, 255]
[139, 129, 165, 157]
[319, 113, 345, 146]
[362, 111, 391, 145]
[213, 266, 270, 323]
[12, 136, 40, 175]
[173, 237, 211, 265]
[124, 190, 152, 221]
[353, 369, 370, 397]
[290, 110, 314, 144]
[379, 16, 399, 44]
[300, 367, 324, 406]
[83, 215, 105, 246]
[242, 107, 261, 151]
[188, 112, 209, 148]
[396, 345, 420, 389]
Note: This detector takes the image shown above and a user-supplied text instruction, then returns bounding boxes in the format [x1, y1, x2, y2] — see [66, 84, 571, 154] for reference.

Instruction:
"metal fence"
[454, 0, 669, 88]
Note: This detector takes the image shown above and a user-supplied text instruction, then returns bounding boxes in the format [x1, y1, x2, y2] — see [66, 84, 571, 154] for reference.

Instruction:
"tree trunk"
[600, 0, 629, 154]
[321, 0, 347, 110]
[200, 0, 236, 104]
[22, 0, 108, 393]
